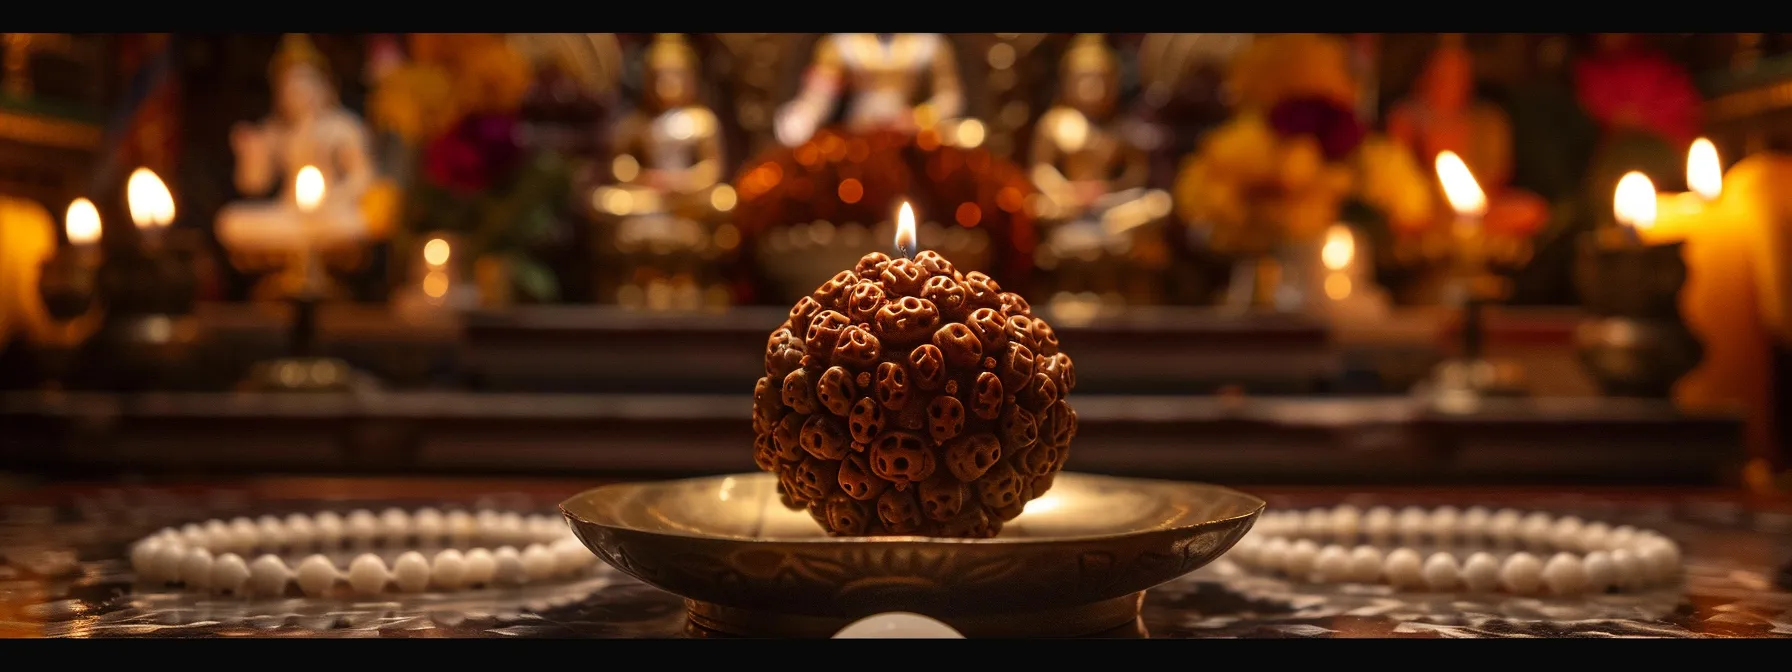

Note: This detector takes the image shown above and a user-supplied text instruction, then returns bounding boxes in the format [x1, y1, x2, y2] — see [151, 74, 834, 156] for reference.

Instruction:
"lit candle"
[1612, 171, 1657, 243]
[293, 166, 325, 296]
[125, 167, 175, 249]
[1435, 151, 1487, 233]
[1321, 223, 1355, 301]
[422, 237, 451, 304]
[894, 201, 917, 260]
[295, 165, 325, 215]
[1638, 140, 1774, 470]
[64, 198, 101, 248]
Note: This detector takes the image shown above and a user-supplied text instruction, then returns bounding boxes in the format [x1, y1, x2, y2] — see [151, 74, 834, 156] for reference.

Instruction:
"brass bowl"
[561, 472, 1263, 637]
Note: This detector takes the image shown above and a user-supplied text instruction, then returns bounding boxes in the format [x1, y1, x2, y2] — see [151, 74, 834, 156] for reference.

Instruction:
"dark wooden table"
[0, 392, 1745, 485]
[1, 477, 1788, 638]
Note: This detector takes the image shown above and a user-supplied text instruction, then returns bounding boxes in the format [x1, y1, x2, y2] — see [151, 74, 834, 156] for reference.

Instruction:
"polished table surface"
[2, 476, 1789, 638]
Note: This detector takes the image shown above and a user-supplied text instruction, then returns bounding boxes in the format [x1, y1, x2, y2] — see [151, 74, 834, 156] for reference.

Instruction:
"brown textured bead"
[875, 296, 941, 344]
[879, 258, 929, 296]
[753, 253, 1077, 538]
[847, 397, 885, 445]
[926, 395, 967, 443]
[814, 270, 860, 310]
[816, 366, 855, 416]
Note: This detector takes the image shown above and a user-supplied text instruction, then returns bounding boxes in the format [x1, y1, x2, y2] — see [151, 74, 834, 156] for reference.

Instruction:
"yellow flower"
[1227, 33, 1358, 112]
[452, 42, 535, 115]
[1354, 135, 1435, 231]
[1201, 113, 1279, 180]
[1277, 136, 1324, 191]
[408, 33, 508, 70]
[358, 178, 403, 241]
[368, 63, 458, 143]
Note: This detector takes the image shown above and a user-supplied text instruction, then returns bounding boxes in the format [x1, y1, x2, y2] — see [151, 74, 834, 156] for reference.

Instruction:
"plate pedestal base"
[685, 591, 1147, 638]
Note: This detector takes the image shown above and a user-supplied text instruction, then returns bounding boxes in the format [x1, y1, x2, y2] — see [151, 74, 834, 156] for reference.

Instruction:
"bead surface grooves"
[127, 508, 599, 598]
[1227, 505, 1684, 596]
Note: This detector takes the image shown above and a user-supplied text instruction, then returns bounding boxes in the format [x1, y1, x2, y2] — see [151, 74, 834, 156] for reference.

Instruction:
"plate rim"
[559, 471, 1266, 546]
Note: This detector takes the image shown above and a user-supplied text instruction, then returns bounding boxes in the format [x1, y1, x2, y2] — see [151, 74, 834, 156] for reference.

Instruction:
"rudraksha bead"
[752, 251, 1079, 538]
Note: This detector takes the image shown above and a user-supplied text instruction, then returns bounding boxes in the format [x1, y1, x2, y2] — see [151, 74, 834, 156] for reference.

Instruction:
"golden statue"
[217, 34, 377, 255]
[594, 34, 731, 224]
[773, 33, 964, 147]
[1385, 35, 1547, 238]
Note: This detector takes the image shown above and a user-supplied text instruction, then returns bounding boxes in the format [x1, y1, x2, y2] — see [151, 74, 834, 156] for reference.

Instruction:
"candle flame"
[65, 198, 101, 245]
[1434, 151, 1486, 217]
[1613, 171, 1658, 231]
[423, 238, 451, 268]
[1687, 138, 1722, 201]
[295, 166, 325, 212]
[895, 201, 917, 258]
[126, 167, 175, 229]
[1321, 224, 1355, 271]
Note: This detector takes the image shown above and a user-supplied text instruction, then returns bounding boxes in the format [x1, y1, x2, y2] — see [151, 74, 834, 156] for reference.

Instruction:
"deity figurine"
[1030, 34, 1173, 305]
[1385, 35, 1547, 238]
[599, 34, 728, 223]
[773, 33, 965, 147]
[217, 34, 376, 255]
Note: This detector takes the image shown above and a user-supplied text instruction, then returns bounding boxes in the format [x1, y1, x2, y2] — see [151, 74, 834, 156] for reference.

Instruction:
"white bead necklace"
[1228, 505, 1683, 596]
[127, 508, 599, 598]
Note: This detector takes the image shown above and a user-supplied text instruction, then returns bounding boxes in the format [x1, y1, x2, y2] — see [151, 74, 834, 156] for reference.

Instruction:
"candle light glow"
[1321, 224, 1355, 271]
[1687, 138, 1722, 202]
[423, 238, 451, 268]
[1613, 171, 1658, 232]
[894, 201, 917, 259]
[64, 198, 101, 246]
[126, 168, 175, 229]
[1434, 151, 1486, 218]
[295, 165, 325, 213]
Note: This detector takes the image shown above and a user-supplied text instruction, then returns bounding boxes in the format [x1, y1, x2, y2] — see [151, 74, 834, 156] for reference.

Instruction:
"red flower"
[422, 113, 523, 194]
[1573, 49, 1702, 147]
[1267, 96, 1365, 162]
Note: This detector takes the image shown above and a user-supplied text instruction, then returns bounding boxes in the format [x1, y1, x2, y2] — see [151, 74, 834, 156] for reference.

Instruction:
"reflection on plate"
[561, 472, 1263, 637]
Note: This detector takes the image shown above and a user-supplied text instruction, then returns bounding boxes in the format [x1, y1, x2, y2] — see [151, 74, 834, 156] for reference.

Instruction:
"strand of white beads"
[126, 508, 599, 598]
[1227, 505, 1682, 596]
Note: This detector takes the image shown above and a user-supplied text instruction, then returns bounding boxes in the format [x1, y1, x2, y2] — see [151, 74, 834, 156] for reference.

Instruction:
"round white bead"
[1609, 548, 1643, 589]
[492, 546, 526, 585]
[1582, 550, 1615, 593]
[1500, 552, 1543, 594]
[1607, 525, 1636, 551]
[248, 554, 290, 597]
[1396, 507, 1429, 544]
[1636, 543, 1679, 584]
[834, 612, 964, 639]
[180, 523, 207, 549]
[255, 516, 287, 551]
[1347, 545, 1384, 582]
[1460, 507, 1491, 540]
[1578, 521, 1610, 553]
[345, 510, 380, 547]
[475, 511, 503, 543]
[1228, 537, 1261, 567]
[521, 544, 556, 581]
[283, 513, 317, 549]
[1487, 508, 1523, 546]
[130, 537, 164, 577]
[499, 512, 527, 546]
[1302, 509, 1332, 540]
[1549, 516, 1584, 552]
[1259, 537, 1291, 573]
[552, 538, 593, 573]
[392, 551, 431, 593]
[380, 508, 412, 539]
[228, 517, 261, 553]
[431, 549, 468, 590]
[180, 548, 215, 589]
[1384, 548, 1424, 590]
[413, 508, 446, 541]
[446, 510, 476, 542]
[1429, 507, 1461, 545]
[1519, 512, 1554, 549]
[210, 553, 251, 596]
[1542, 552, 1588, 596]
[313, 512, 345, 548]
[149, 542, 188, 585]
[1313, 544, 1352, 582]
[1330, 505, 1362, 543]
[295, 554, 338, 597]
[1421, 552, 1461, 591]
[1363, 507, 1395, 542]
[1461, 552, 1501, 593]
[347, 554, 389, 596]
[463, 548, 497, 587]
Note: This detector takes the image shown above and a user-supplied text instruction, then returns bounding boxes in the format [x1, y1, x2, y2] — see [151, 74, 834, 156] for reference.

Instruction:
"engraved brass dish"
[561, 472, 1263, 637]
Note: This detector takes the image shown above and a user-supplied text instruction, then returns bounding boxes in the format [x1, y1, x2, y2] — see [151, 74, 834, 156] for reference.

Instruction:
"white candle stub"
[833, 612, 964, 639]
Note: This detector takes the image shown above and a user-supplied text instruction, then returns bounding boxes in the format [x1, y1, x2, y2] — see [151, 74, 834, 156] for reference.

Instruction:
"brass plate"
[561, 472, 1263, 637]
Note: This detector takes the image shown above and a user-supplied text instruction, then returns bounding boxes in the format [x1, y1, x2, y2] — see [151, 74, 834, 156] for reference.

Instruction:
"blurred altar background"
[1, 33, 1789, 491]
